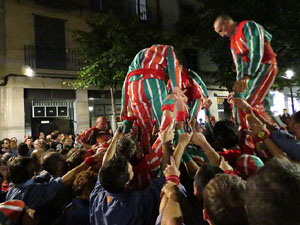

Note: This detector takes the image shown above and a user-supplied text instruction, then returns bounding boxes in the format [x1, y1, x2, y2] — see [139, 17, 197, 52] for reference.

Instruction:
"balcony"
[24, 45, 84, 75]
[101, 0, 158, 24]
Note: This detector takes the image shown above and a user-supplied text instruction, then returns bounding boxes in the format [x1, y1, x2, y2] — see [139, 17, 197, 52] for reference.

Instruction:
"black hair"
[17, 143, 29, 157]
[7, 157, 36, 184]
[194, 163, 224, 199]
[99, 156, 130, 193]
[213, 120, 239, 149]
[115, 135, 138, 165]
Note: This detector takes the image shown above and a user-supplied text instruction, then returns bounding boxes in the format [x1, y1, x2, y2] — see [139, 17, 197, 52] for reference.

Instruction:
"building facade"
[0, 0, 237, 140]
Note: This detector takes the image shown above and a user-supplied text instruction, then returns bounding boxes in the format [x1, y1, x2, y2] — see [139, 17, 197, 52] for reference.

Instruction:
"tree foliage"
[72, 11, 166, 90]
[174, 0, 300, 90]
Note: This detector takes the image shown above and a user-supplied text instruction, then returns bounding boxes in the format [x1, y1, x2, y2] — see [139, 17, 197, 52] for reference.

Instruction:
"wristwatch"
[254, 129, 270, 143]
[257, 130, 267, 138]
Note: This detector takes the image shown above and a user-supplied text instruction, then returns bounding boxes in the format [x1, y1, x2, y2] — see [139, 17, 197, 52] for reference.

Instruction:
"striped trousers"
[128, 77, 168, 155]
[235, 63, 279, 129]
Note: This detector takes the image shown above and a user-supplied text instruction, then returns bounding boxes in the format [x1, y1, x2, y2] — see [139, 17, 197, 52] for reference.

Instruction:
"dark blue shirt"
[63, 198, 90, 225]
[271, 128, 300, 161]
[6, 177, 63, 209]
[90, 176, 165, 225]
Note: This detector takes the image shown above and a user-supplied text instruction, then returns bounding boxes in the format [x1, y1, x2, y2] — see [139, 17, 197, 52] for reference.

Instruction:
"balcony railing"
[24, 45, 84, 71]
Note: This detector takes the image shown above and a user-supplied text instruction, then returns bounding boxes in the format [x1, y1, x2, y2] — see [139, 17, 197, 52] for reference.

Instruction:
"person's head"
[281, 116, 291, 126]
[245, 157, 300, 225]
[39, 132, 45, 139]
[25, 138, 33, 147]
[194, 163, 224, 200]
[283, 108, 288, 113]
[115, 135, 139, 165]
[24, 134, 30, 140]
[30, 149, 44, 168]
[99, 156, 134, 193]
[214, 15, 236, 37]
[41, 152, 68, 177]
[10, 138, 17, 150]
[66, 149, 86, 168]
[203, 174, 248, 225]
[2, 138, 11, 152]
[18, 143, 29, 157]
[287, 111, 300, 138]
[73, 169, 97, 200]
[63, 138, 73, 149]
[10, 137, 17, 143]
[7, 157, 36, 184]
[51, 130, 60, 141]
[2, 153, 12, 166]
[33, 140, 42, 150]
[58, 133, 66, 142]
[213, 120, 239, 149]
[96, 116, 108, 130]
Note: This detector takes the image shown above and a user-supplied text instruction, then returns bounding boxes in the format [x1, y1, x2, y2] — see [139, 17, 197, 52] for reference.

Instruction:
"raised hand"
[159, 123, 175, 144]
[163, 156, 181, 177]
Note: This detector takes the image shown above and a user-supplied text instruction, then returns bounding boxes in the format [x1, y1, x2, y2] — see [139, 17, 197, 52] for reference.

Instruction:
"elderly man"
[76, 116, 108, 149]
[214, 15, 279, 130]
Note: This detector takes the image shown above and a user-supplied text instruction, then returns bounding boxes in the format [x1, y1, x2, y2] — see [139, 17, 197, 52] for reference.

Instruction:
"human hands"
[159, 123, 175, 144]
[161, 181, 179, 199]
[191, 132, 207, 147]
[126, 105, 134, 117]
[227, 92, 234, 105]
[164, 156, 181, 177]
[233, 98, 251, 110]
[178, 131, 193, 148]
[233, 76, 250, 93]
[245, 114, 266, 137]
[219, 156, 233, 171]
[119, 108, 127, 121]
[202, 98, 212, 109]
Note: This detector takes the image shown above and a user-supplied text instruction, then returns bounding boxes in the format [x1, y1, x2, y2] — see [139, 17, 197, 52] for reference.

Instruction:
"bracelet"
[233, 93, 244, 99]
[84, 156, 96, 166]
[166, 175, 180, 186]
[176, 111, 186, 121]
[161, 99, 175, 112]
[121, 115, 136, 121]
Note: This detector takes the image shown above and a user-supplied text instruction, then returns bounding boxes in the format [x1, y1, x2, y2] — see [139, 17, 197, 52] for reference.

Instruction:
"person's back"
[89, 156, 164, 225]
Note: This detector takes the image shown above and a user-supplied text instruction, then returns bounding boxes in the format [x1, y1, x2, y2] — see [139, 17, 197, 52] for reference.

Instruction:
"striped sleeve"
[121, 74, 130, 111]
[165, 46, 182, 89]
[76, 128, 94, 145]
[188, 70, 209, 98]
[243, 21, 265, 77]
[231, 48, 243, 80]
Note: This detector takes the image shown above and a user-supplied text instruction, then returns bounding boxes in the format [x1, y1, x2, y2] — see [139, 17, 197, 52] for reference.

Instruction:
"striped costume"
[167, 68, 209, 120]
[231, 20, 278, 128]
[76, 126, 101, 146]
[121, 45, 183, 154]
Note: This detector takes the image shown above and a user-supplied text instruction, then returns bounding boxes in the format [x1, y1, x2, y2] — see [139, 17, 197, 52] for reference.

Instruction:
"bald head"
[214, 15, 236, 37]
[96, 116, 108, 130]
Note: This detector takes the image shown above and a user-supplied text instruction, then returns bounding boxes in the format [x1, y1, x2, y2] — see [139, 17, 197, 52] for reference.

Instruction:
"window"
[34, 15, 66, 70]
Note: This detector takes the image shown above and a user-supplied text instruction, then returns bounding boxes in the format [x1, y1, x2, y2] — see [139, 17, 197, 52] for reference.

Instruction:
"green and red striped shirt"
[230, 20, 276, 80]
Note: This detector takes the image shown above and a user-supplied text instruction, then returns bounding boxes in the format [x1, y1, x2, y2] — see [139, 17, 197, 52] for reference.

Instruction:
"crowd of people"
[0, 14, 299, 225]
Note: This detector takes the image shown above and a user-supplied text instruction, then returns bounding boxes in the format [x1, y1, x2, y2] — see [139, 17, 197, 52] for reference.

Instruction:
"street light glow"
[285, 70, 294, 80]
[23, 66, 35, 77]
[89, 106, 94, 112]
